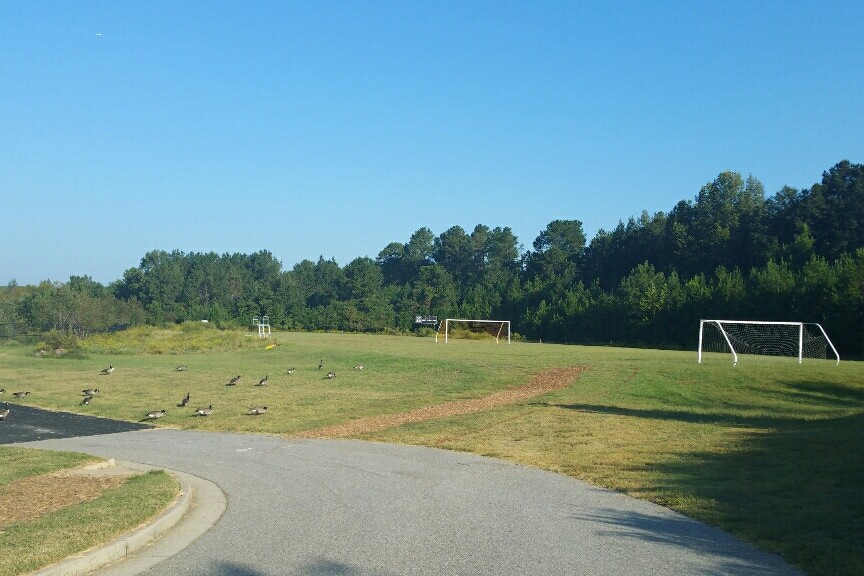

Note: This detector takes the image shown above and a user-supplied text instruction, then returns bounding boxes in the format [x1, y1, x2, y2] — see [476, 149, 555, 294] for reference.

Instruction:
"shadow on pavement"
[213, 559, 396, 576]
[0, 404, 152, 444]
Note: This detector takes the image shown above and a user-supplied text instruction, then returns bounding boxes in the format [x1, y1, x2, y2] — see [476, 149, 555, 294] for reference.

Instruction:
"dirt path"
[295, 366, 584, 439]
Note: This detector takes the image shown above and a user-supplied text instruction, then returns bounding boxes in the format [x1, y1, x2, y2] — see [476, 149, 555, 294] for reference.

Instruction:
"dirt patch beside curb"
[295, 366, 585, 439]
[0, 462, 135, 529]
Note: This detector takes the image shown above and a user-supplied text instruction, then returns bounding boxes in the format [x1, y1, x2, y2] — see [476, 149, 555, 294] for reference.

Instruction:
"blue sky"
[2, 0, 862, 286]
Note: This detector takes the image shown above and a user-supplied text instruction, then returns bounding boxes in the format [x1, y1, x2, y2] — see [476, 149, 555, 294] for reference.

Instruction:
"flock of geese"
[142, 366, 282, 421]
[0, 359, 368, 425]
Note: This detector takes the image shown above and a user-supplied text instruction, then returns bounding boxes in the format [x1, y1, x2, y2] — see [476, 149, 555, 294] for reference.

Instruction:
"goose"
[326, 371, 336, 379]
[318, 360, 323, 371]
[0, 403, 9, 421]
[99, 365, 114, 375]
[196, 404, 213, 416]
[353, 365, 365, 371]
[175, 365, 188, 372]
[286, 368, 296, 375]
[256, 375, 269, 386]
[248, 406, 268, 415]
[145, 409, 166, 420]
[227, 375, 241, 386]
[12, 391, 30, 398]
[179, 392, 190, 407]
[82, 388, 99, 396]
[0, 388, 5, 394]
[81, 396, 93, 405]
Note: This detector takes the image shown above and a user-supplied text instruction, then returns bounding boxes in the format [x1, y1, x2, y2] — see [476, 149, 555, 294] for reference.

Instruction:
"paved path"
[20, 427, 802, 576]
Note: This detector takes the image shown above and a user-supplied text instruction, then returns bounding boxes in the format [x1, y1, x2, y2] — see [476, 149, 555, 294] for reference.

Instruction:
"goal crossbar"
[436, 318, 511, 344]
[698, 319, 839, 365]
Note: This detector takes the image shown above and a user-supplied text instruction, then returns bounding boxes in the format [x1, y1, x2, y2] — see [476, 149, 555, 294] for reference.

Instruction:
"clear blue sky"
[2, 0, 862, 286]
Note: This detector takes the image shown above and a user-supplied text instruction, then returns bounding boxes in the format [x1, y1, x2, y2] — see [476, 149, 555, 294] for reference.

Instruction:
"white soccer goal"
[698, 320, 839, 365]
[436, 319, 511, 344]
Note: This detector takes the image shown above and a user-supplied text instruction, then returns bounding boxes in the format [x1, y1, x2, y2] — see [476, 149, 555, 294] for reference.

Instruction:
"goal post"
[698, 319, 839, 365]
[436, 319, 511, 344]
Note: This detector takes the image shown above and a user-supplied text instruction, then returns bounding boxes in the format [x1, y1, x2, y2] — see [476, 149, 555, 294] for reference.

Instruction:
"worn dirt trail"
[295, 366, 585, 439]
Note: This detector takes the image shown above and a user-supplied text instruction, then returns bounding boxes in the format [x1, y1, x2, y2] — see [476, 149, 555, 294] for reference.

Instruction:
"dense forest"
[2, 160, 863, 357]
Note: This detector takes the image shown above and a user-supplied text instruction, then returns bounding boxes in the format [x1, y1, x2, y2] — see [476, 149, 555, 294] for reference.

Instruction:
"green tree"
[433, 226, 473, 290]
[748, 260, 796, 320]
[805, 161, 864, 260]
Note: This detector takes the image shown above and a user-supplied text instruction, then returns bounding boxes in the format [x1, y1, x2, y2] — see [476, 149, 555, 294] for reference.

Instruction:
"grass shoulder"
[0, 447, 179, 576]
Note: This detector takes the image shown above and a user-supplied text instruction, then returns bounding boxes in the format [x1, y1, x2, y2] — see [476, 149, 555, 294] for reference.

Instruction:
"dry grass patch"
[0, 471, 128, 529]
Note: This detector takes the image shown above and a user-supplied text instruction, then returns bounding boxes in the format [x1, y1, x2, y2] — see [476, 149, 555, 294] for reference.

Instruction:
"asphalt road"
[5, 407, 802, 576]
[0, 403, 151, 444]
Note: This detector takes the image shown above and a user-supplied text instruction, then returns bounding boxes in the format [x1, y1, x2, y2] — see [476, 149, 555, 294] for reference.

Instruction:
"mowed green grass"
[2, 331, 862, 575]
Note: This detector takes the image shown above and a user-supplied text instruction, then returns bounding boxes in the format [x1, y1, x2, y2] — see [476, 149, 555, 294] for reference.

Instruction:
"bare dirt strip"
[0, 464, 134, 529]
[295, 366, 584, 439]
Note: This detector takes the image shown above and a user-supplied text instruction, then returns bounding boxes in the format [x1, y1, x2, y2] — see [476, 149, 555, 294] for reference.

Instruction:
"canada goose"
[318, 360, 323, 370]
[179, 392, 190, 407]
[354, 365, 365, 371]
[82, 388, 99, 396]
[81, 396, 93, 405]
[248, 406, 268, 415]
[0, 388, 5, 394]
[175, 365, 188, 372]
[326, 371, 336, 379]
[227, 375, 241, 386]
[12, 391, 30, 398]
[0, 403, 9, 420]
[286, 368, 296, 375]
[99, 365, 114, 375]
[196, 404, 213, 416]
[145, 409, 166, 420]
[256, 375, 269, 386]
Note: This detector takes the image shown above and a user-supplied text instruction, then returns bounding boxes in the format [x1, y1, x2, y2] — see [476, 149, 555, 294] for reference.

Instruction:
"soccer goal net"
[698, 320, 839, 365]
[436, 319, 511, 344]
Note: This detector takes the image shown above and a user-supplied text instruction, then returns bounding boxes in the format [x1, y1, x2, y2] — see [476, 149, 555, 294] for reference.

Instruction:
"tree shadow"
[547, 402, 796, 428]
[552, 403, 863, 574]
[545, 381, 864, 574]
[657, 412, 864, 574]
[549, 377, 864, 427]
[211, 559, 396, 576]
[567, 507, 802, 576]
[0, 404, 152, 445]
[761, 380, 864, 409]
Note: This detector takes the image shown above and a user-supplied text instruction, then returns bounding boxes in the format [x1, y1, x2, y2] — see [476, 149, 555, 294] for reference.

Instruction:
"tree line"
[2, 160, 862, 357]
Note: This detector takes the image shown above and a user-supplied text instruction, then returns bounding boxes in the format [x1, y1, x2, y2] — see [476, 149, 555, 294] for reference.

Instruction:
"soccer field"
[1, 331, 862, 575]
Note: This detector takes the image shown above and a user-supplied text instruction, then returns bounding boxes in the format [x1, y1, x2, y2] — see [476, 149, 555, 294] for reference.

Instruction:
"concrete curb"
[31, 460, 226, 576]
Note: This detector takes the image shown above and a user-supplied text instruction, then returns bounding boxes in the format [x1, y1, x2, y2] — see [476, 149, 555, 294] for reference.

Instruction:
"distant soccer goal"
[698, 320, 839, 365]
[436, 319, 511, 344]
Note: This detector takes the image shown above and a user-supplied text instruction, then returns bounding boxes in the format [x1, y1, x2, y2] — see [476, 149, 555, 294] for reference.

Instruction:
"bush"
[35, 330, 83, 357]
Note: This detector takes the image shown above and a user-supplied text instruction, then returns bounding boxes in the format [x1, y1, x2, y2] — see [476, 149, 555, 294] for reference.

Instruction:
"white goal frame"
[436, 319, 511, 344]
[698, 319, 839, 365]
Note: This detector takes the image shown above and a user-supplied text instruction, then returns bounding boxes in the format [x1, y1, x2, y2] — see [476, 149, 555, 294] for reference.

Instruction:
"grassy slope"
[2, 331, 862, 575]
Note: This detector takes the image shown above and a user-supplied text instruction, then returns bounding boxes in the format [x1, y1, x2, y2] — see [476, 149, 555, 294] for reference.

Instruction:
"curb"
[31, 460, 226, 576]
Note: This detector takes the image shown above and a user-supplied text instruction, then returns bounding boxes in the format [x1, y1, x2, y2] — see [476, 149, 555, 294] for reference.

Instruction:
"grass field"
[1, 328, 862, 575]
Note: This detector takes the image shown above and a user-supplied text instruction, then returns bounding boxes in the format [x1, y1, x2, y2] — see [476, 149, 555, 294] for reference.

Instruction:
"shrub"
[35, 330, 83, 357]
